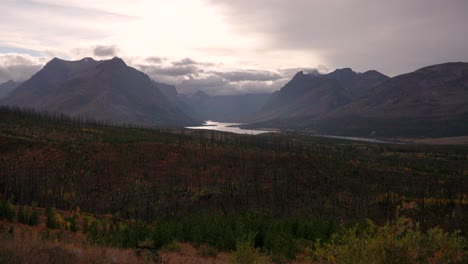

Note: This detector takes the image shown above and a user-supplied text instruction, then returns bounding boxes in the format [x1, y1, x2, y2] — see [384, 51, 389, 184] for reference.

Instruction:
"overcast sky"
[1, 0, 467, 95]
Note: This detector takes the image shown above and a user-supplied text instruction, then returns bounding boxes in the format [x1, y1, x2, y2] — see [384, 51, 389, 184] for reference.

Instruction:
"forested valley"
[0, 107, 466, 263]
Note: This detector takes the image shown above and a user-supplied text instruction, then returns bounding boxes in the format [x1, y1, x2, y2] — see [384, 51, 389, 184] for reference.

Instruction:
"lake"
[186, 121, 272, 135]
[187, 121, 399, 144]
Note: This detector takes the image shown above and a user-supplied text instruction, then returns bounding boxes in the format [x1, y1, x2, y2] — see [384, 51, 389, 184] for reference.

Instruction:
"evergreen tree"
[29, 206, 40, 226]
[46, 207, 60, 229]
[0, 200, 16, 222]
[17, 206, 27, 224]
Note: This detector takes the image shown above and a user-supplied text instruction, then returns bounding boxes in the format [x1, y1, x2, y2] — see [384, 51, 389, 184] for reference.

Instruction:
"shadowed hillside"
[1, 57, 195, 127]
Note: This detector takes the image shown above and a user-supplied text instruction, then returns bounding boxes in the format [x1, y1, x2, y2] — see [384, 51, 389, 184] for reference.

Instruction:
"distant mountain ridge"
[0, 80, 21, 99]
[1, 57, 195, 126]
[248, 62, 468, 137]
[179, 90, 270, 122]
[251, 68, 389, 122]
[153, 84, 270, 122]
[1, 57, 467, 136]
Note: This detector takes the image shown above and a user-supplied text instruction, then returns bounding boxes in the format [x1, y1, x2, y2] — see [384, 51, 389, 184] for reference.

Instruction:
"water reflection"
[186, 121, 271, 135]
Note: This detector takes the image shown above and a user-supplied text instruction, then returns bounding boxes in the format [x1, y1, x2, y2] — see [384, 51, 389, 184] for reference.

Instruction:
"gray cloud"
[145, 56, 166, 64]
[237, 80, 287, 94]
[177, 76, 233, 95]
[0, 1, 137, 51]
[94, 45, 119, 57]
[139, 64, 202, 77]
[212, 70, 282, 82]
[0, 53, 45, 83]
[172, 58, 216, 67]
[278, 68, 321, 77]
[172, 58, 198, 66]
[207, 0, 468, 76]
[0, 53, 323, 96]
[135, 56, 325, 95]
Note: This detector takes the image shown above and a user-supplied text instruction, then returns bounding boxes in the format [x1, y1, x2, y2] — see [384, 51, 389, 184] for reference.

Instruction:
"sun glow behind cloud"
[117, 0, 267, 66]
[2, 0, 323, 68]
[1, 0, 467, 94]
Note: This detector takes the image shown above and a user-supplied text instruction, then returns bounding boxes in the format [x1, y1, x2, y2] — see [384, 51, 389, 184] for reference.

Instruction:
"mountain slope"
[1, 57, 195, 126]
[318, 62, 468, 137]
[0, 80, 20, 99]
[250, 68, 389, 123]
[344, 62, 468, 118]
[249, 62, 468, 137]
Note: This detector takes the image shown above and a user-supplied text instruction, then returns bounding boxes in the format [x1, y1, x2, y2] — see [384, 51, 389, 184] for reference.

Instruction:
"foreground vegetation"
[0, 107, 467, 262]
[0, 204, 466, 263]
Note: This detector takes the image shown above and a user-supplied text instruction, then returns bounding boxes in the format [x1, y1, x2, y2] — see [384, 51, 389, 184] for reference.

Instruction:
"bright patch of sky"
[1, 0, 467, 94]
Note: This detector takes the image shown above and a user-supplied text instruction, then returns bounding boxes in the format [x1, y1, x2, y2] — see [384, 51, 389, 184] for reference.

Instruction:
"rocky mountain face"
[1, 57, 195, 127]
[249, 63, 468, 137]
[250, 68, 389, 122]
[344, 62, 468, 118]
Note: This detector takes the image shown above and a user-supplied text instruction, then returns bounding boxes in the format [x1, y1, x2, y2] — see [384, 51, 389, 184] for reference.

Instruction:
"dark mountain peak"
[293, 70, 305, 78]
[44, 57, 99, 71]
[333, 67, 354, 73]
[96, 57, 128, 72]
[0, 80, 18, 90]
[80, 57, 97, 63]
[0, 80, 21, 99]
[362, 70, 386, 76]
[325, 68, 359, 85]
[103, 57, 127, 66]
[287, 71, 312, 86]
[49, 57, 64, 63]
[44, 57, 66, 68]
[328, 67, 356, 78]
[306, 69, 321, 76]
[3, 56, 194, 126]
[110, 56, 126, 65]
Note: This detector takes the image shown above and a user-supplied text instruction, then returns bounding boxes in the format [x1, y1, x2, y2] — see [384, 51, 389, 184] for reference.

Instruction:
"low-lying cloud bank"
[130, 56, 326, 95]
[0, 53, 46, 83]
[0, 52, 323, 96]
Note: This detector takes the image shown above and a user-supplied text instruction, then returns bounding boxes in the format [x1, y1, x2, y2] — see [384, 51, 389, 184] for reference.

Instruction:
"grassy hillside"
[0, 106, 467, 262]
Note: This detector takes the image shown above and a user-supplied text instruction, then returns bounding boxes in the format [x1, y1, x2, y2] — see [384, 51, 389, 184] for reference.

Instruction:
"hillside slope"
[249, 63, 468, 137]
[1, 57, 195, 127]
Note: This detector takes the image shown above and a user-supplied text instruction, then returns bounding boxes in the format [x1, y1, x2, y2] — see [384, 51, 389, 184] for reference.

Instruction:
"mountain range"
[248, 62, 468, 137]
[1, 57, 194, 126]
[1, 57, 467, 137]
[251, 68, 389, 122]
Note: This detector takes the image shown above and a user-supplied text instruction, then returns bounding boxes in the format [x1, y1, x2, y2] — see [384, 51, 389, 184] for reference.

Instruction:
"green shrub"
[0, 200, 16, 222]
[66, 215, 79, 232]
[17, 206, 28, 224]
[152, 222, 175, 249]
[163, 241, 182, 253]
[29, 206, 40, 226]
[45, 207, 61, 229]
[314, 218, 467, 264]
[229, 238, 270, 264]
